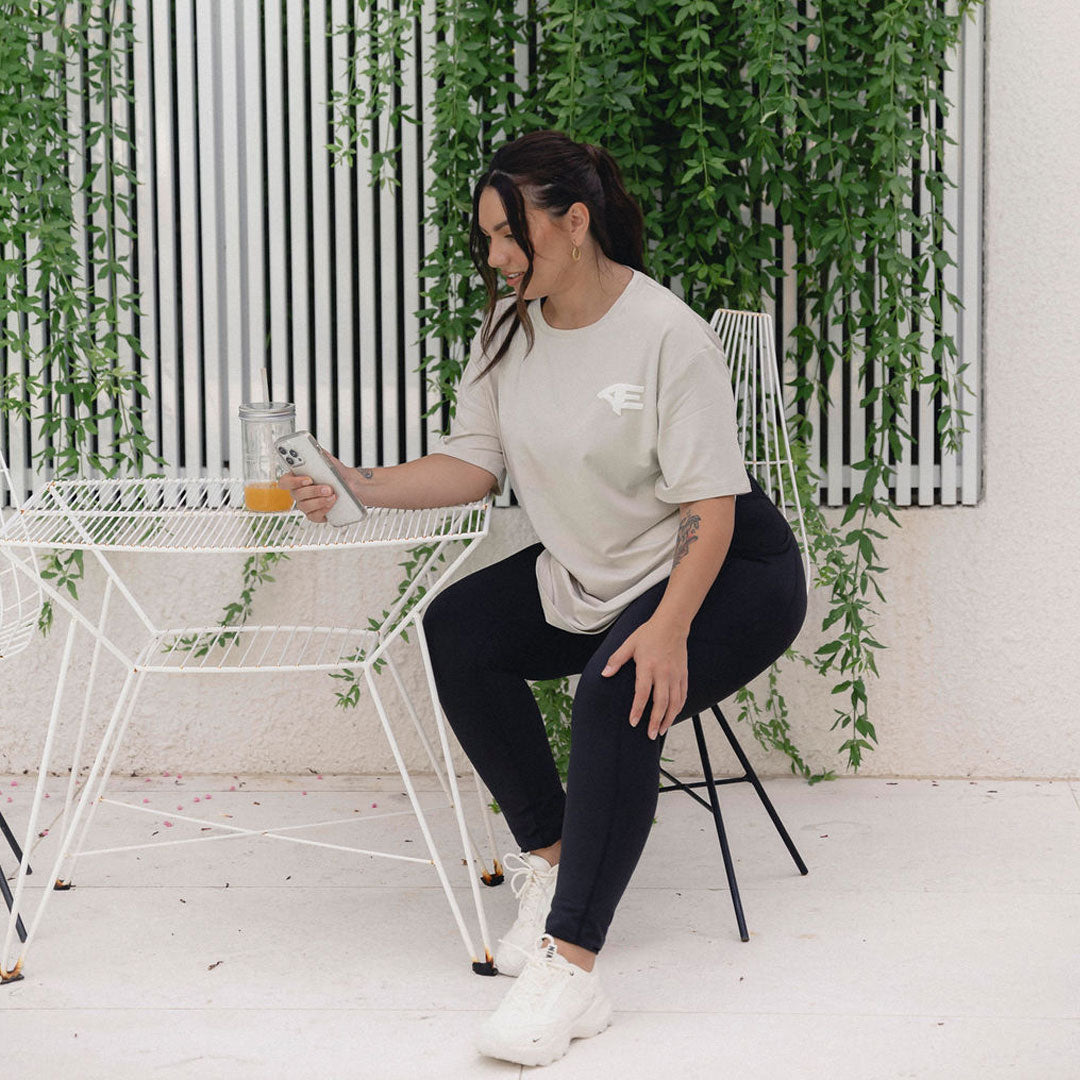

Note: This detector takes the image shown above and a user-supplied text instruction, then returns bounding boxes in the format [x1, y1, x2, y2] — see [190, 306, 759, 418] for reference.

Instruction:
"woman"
[282, 130, 807, 1067]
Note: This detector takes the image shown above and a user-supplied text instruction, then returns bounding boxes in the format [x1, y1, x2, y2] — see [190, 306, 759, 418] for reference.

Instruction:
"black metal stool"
[0, 808, 29, 944]
[659, 705, 808, 942]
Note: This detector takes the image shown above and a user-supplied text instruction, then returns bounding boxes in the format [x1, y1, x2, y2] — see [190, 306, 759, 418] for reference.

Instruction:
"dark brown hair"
[469, 130, 646, 374]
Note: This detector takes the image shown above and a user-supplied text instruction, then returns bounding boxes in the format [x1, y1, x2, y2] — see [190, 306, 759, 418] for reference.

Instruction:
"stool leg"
[692, 714, 750, 943]
[0, 865, 27, 943]
[0, 812, 30, 876]
[712, 707, 808, 876]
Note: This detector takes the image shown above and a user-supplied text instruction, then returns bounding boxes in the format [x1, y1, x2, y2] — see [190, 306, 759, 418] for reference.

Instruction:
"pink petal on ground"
[6, 797, 11, 803]
[162, 772, 171, 777]
[229, 786, 236, 792]
[177, 774, 183, 779]
[371, 802, 378, 808]
[164, 821, 173, 828]
[301, 791, 307, 796]
[143, 798, 150, 804]
[193, 797, 200, 803]
[177, 805, 183, 811]
[204, 795, 212, 800]
[44, 793, 50, 799]
[317, 775, 323, 780]
[9, 781, 17, 787]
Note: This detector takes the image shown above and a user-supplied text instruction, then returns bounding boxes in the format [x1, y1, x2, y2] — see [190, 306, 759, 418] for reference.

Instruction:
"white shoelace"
[503, 851, 557, 928]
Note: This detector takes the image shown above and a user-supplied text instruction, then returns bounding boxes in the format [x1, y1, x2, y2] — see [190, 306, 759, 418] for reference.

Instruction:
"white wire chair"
[655, 307, 813, 945]
[710, 307, 811, 591]
[0, 450, 42, 660]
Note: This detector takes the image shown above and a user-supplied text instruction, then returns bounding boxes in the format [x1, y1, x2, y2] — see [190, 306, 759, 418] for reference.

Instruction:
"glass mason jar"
[238, 401, 296, 512]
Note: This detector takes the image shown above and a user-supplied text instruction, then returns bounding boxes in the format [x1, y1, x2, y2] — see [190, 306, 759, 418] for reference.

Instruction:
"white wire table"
[0, 477, 503, 984]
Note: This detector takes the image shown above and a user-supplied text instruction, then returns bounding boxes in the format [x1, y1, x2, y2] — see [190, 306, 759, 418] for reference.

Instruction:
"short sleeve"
[434, 331, 506, 494]
[654, 344, 751, 504]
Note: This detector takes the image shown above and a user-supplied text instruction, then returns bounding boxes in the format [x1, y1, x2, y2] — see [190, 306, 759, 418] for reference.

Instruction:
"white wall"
[3, 0, 1079, 782]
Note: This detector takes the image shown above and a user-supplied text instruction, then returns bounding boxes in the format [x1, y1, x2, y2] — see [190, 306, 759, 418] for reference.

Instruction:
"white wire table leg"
[408, 614, 498, 974]
[1, 618, 79, 983]
[382, 648, 498, 884]
[57, 579, 115, 887]
[472, 769, 504, 885]
[362, 665, 488, 972]
[1, 668, 138, 981]
[60, 669, 147, 888]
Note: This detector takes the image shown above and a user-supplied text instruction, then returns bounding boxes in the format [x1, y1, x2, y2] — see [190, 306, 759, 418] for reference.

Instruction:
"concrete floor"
[1, 772, 1078, 1079]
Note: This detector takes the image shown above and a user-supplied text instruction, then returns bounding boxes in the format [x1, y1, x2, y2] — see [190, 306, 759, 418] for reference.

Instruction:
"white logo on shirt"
[597, 383, 645, 416]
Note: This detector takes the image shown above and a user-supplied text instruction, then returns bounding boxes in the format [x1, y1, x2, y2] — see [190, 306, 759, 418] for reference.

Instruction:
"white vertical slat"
[917, 89, 937, 506]
[132, 0, 161, 472]
[111, 2, 137, 478]
[825, 273, 843, 505]
[60, 3, 87, 483]
[760, 204, 777, 329]
[150, 0, 179, 476]
[355, 1, 378, 467]
[401, 2, 423, 464]
[175, 0, 203, 479]
[309, 0, 334, 446]
[241, 1, 266, 414]
[286, 0, 312, 431]
[332, 0, 356, 463]
[377, 51, 400, 468]
[264, 0, 288, 406]
[780, 221, 799, 487]
[26, 18, 55, 486]
[847, 290, 865, 500]
[894, 151, 913, 506]
[87, 11, 113, 478]
[3, 232, 31, 497]
[939, 12, 961, 507]
[220, 0, 246, 476]
[196, 0, 223, 481]
[959, 2, 983, 504]
[421, 0, 441, 459]
[868, 250, 889, 502]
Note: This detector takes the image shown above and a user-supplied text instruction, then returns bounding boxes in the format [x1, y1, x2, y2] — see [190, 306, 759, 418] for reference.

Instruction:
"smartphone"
[274, 430, 368, 527]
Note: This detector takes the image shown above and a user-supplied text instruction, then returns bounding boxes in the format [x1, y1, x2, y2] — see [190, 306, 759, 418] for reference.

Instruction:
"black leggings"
[423, 499, 806, 953]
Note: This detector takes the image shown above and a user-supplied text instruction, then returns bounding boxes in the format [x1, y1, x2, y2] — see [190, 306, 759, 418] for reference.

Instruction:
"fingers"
[644, 672, 687, 740]
[601, 640, 631, 677]
[654, 676, 688, 739]
[628, 668, 651, 730]
[277, 472, 336, 523]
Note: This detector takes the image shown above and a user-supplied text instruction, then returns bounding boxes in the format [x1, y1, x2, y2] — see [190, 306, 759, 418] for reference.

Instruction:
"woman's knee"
[422, 580, 476, 662]
[571, 662, 653, 744]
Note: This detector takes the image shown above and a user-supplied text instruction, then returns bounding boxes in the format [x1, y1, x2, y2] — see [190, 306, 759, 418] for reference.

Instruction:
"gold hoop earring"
[571, 244, 581, 262]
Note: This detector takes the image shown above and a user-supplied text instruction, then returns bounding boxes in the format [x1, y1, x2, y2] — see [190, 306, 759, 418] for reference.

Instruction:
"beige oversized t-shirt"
[437, 268, 750, 634]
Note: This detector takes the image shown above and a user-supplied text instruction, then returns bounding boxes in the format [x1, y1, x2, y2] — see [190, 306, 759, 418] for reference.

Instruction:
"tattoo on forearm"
[673, 509, 701, 570]
[359, 468, 374, 480]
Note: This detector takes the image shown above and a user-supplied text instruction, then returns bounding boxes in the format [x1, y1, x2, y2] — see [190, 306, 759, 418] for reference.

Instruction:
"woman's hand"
[601, 615, 689, 740]
[277, 452, 356, 523]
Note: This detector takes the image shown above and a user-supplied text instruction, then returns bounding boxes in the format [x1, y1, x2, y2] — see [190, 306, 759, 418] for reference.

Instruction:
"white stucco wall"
[2, 0, 1078, 781]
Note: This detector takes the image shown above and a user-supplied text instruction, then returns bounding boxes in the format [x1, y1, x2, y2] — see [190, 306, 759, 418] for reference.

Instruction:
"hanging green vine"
[329, 0, 981, 780]
[0, 0, 156, 633]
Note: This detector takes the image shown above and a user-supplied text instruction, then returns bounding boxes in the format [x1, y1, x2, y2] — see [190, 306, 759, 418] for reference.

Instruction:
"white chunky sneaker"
[477, 934, 613, 1067]
[494, 852, 559, 977]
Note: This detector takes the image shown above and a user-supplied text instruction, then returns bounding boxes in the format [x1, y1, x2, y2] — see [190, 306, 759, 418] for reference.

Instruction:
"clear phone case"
[274, 431, 368, 526]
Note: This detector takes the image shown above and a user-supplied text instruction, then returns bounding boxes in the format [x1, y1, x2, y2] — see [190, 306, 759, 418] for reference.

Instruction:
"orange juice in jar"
[243, 481, 294, 513]
[239, 400, 296, 512]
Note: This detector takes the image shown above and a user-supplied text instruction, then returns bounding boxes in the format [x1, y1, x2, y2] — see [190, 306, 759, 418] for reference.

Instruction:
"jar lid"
[238, 401, 296, 420]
